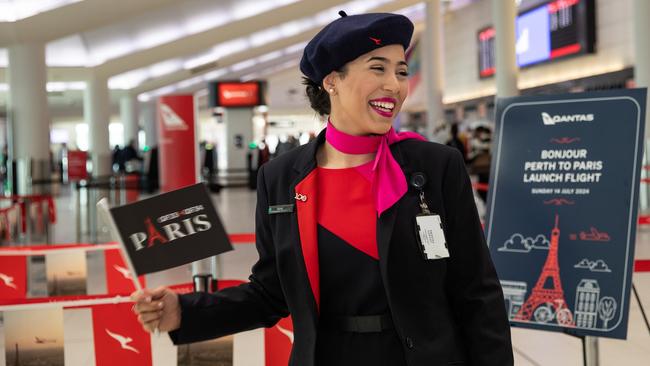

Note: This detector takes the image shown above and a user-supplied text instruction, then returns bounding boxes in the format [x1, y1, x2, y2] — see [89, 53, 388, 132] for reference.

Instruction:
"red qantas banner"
[67, 150, 88, 181]
[104, 249, 146, 294]
[0, 256, 27, 300]
[92, 302, 153, 366]
[158, 95, 197, 192]
[218, 82, 260, 107]
[265, 316, 293, 366]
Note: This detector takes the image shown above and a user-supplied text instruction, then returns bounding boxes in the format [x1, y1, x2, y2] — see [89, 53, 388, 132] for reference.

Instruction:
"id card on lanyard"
[411, 173, 449, 260]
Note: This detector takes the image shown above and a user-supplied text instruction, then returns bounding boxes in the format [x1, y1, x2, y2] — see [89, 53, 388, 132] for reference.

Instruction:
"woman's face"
[325, 44, 409, 136]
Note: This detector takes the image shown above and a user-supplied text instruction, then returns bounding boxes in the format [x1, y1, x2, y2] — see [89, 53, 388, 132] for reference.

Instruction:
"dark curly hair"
[302, 67, 347, 116]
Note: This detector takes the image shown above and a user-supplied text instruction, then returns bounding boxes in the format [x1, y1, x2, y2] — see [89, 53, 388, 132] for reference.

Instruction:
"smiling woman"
[132, 10, 514, 366]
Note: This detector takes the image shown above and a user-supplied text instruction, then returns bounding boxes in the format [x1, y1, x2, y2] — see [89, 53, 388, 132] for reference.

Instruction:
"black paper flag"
[106, 183, 232, 275]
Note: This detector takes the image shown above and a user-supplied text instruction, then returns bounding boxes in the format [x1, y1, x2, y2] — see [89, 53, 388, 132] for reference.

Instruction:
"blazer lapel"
[377, 143, 410, 292]
[288, 131, 323, 315]
[294, 170, 319, 312]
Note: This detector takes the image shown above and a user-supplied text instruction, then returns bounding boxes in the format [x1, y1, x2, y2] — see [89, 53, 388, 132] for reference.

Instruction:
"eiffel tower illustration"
[514, 214, 574, 326]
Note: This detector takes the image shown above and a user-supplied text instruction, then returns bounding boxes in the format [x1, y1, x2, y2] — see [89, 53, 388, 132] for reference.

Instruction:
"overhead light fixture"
[176, 76, 204, 90]
[138, 93, 152, 102]
[46, 82, 87, 92]
[256, 51, 283, 64]
[149, 59, 184, 78]
[0, 0, 84, 22]
[203, 69, 228, 81]
[230, 59, 257, 72]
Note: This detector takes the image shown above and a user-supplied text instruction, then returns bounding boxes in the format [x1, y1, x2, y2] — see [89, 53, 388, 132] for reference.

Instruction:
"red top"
[316, 163, 378, 260]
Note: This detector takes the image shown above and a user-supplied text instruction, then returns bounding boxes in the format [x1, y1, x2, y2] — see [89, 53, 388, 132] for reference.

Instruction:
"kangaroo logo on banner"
[0, 256, 27, 299]
[104, 249, 146, 294]
[265, 317, 293, 366]
[92, 303, 152, 366]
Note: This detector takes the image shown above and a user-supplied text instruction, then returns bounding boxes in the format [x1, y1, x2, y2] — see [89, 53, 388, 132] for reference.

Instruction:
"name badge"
[415, 215, 449, 260]
[268, 204, 294, 215]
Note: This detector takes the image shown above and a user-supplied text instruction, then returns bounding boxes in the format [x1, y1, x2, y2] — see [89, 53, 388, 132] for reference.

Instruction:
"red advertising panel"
[92, 302, 153, 366]
[0, 256, 27, 300]
[265, 316, 293, 366]
[217, 82, 261, 107]
[104, 249, 146, 295]
[158, 95, 197, 192]
[67, 150, 88, 181]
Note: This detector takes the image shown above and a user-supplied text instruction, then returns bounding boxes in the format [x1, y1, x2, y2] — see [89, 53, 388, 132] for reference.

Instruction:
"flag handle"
[96, 198, 143, 293]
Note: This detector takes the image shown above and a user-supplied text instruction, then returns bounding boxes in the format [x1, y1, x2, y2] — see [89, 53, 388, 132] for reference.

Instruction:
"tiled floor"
[13, 184, 650, 365]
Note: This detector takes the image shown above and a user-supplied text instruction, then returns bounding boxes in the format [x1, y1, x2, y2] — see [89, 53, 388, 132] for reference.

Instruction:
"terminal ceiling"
[0, 0, 474, 114]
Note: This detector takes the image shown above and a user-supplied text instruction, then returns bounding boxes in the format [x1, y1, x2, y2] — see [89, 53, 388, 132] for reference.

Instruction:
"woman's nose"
[382, 74, 400, 93]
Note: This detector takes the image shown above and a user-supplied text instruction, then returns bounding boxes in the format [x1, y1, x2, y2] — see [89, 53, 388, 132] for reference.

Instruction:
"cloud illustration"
[590, 259, 611, 272]
[530, 235, 550, 249]
[498, 234, 531, 252]
[574, 259, 593, 269]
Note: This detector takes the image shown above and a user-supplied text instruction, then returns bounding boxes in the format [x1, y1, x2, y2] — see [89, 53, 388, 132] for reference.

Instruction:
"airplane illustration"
[113, 265, 132, 280]
[66, 270, 82, 276]
[0, 272, 17, 289]
[579, 227, 610, 242]
[276, 324, 294, 344]
[34, 336, 56, 344]
[105, 329, 140, 354]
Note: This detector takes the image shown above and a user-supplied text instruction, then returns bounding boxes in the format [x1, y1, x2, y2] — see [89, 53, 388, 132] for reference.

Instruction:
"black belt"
[320, 314, 394, 333]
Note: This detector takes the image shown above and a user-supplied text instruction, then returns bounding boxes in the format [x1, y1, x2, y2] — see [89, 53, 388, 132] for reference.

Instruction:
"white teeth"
[370, 101, 395, 110]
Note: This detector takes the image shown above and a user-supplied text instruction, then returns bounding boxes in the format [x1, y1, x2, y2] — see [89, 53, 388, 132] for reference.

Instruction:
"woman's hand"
[130, 287, 181, 333]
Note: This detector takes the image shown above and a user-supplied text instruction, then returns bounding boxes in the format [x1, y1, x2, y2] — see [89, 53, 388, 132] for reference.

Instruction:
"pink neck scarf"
[325, 120, 426, 216]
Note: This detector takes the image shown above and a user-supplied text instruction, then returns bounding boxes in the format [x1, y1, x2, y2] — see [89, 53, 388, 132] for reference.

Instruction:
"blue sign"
[486, 89, 647, 339]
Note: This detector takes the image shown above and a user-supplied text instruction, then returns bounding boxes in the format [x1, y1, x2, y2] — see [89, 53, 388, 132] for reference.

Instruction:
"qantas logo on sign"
[106, 329, 140, 353]
[160, 103, 189, 131]
[0, 272, 17, 289]
[129, 205, 212, 251]
[542, 112, 594, 125]
[222, 90, 253, 99]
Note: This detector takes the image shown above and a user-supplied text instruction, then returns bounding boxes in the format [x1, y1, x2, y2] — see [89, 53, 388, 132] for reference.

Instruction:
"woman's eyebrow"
[366, 56, 409, 67]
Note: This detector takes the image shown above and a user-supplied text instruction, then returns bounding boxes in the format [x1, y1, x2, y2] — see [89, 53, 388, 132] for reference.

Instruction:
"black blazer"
[169, 130, 513, 366]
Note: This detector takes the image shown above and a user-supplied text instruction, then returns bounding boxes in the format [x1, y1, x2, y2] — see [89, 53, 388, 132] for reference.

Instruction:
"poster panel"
[486, 89, 647, 339]
[158, 95, 197, 193]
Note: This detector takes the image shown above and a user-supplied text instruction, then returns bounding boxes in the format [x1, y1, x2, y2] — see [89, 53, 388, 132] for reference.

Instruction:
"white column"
[140, 101, 158, 148]
[493, 0, 519, 98]
[423, 0, 445, 141]
[120, 93, 139, 148]
[634, 0, 650, 212]
[84, 73, 112, 177]
[635, 0, 650, 138]
[7, 43, 51, 194]
[220, 108, 253, 184]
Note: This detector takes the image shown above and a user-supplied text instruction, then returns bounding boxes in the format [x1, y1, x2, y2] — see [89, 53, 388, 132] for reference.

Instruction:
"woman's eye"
[370, 66, 384, 72]
[398, 71, 409, 77]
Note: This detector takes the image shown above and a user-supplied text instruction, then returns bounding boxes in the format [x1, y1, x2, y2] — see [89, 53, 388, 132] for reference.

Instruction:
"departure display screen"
[478, 0, 595, 78]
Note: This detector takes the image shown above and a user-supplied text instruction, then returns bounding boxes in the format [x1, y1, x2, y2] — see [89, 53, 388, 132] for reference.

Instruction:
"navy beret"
[300, 11, 414, 83]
